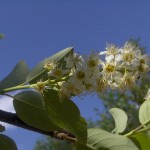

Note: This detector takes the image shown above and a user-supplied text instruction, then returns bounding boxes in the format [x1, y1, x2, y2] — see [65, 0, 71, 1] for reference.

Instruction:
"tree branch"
[0, 109, 76, 142]
[0, 109, 54, 136]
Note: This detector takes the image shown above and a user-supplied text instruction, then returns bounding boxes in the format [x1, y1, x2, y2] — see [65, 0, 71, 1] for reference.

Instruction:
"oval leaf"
[73, 142, 95, 150]
[131, 133, 150, 150]
[0, 61, 29, 90]
[109, 108, 128, 134]
[139, 99, 150, 127]
[26, 47, 73, 83]
[88, 128, 139, 150]
[13, 91, 60, 131]
[43, 89, 87, 144]
[0, 134, 18, 150]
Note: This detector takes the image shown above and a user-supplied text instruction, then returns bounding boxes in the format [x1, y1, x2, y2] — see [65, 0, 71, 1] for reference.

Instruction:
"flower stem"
[0, 84, 36, 94]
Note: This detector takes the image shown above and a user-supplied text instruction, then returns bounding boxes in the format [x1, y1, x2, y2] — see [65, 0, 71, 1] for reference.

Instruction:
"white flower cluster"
[46, 41, 150, 99]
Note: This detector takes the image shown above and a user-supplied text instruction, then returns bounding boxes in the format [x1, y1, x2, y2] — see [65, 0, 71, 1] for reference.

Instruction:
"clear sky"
[0, 1, 150, 150]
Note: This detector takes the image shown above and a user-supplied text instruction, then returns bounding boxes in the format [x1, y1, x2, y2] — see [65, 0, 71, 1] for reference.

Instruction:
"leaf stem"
[0, 75, 70, 94]
[124, 119, 150, 137]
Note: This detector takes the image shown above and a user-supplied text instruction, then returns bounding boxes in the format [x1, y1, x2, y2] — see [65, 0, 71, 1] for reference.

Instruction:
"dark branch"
[0, 109, 76, 142]
[0, 109, 54, 136]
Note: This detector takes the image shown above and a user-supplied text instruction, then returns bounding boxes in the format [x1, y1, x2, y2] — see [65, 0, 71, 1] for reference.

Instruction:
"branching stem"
[124, 119, 150, 137]
[0, 109, 77, 143]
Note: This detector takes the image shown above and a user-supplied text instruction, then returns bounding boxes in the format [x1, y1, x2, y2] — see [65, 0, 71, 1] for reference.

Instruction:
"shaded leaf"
[0, 61, 29, 90]
[73, 142, 95, 150]
[131, 133, 150, 150]
[0, 134, 18, 150]
[13, 91, 60, 131]
[109, 108, 128, 134]
[0, 124, 5, 132]
[88, 128, 139, 150]
[43, 89, 87, 144]
[26, 47, 73, 83]
[139, 99, 150, 127]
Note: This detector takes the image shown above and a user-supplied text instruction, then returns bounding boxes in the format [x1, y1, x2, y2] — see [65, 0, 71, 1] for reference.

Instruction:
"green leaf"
[26, 47, 73, 83]
[0, 60, 29, 90]
[0, 134, 18, 150]
[109, 108, 128, 134]
[13, 91, 60, 131]
[131, 133, 150, 150]
[0, 124, 5, 132]
[139, 99, 150, 127]
[43, 89, 87, 144]
[73, 142, 95, 150]
[87, 128, 139, 150]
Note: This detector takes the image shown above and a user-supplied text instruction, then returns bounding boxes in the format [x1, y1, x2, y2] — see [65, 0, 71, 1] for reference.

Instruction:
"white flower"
[120, 41, 141, 66]
[58, 82, 72, 99]
[48, 66, 69, 79]
[44, 60, 57, 71]
[64, 53, 83, 69]
[100, 44, 121, 62]
[101, 60, 121, 81]
[100, 44, 119, 56]
[118, 72, 138, 90]
[137, 54, 150, 74]
[69, 67, 86, 83]
[95, 77, 108, 93]
[84, 51, 101, 68]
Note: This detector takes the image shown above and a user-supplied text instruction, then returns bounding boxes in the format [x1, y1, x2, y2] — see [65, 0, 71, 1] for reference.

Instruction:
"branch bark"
[0, 109, 76, 142]
[0, 109, 54, 136]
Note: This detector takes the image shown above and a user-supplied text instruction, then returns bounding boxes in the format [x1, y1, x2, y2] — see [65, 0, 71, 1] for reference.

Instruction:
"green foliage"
[139, 99, 150, 128]
[109, 108, 128, 134]
[0, 60, 29, 90]
[13, 91, 60, 131]
[131, 133, 150, 150]
[43, 89, 87, 144]
[26, 47, 73, 83]
[0, 42, 150, 150]
[73, 142, 94, 150]
[35, 138, 74, 150]
[87, 128, 138, 150]
[0, 134, 18, 150]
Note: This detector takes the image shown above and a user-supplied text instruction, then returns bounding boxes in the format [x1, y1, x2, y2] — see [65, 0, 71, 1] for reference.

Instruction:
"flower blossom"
[44, 41, 150, 99]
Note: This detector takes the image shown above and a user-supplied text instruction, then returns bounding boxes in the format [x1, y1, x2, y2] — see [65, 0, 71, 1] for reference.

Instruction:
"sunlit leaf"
[43, 89, 87, 144]
[26, 47, 73, 83]
[109, 108, 128, 134]
[13, 91, 60, 131]
[139, 99, 150, 127]
[0, 61, 29, 90]
[131, 133, 150, 150]
[87, 128, 139, 150]
[0, 134, 18, 150]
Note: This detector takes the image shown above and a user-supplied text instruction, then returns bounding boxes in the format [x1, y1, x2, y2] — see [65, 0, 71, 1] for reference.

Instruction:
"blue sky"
[0, 1, 150, 150]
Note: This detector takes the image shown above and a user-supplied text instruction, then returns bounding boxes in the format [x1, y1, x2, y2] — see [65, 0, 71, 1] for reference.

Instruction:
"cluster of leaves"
[0, 40, 150, 150]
